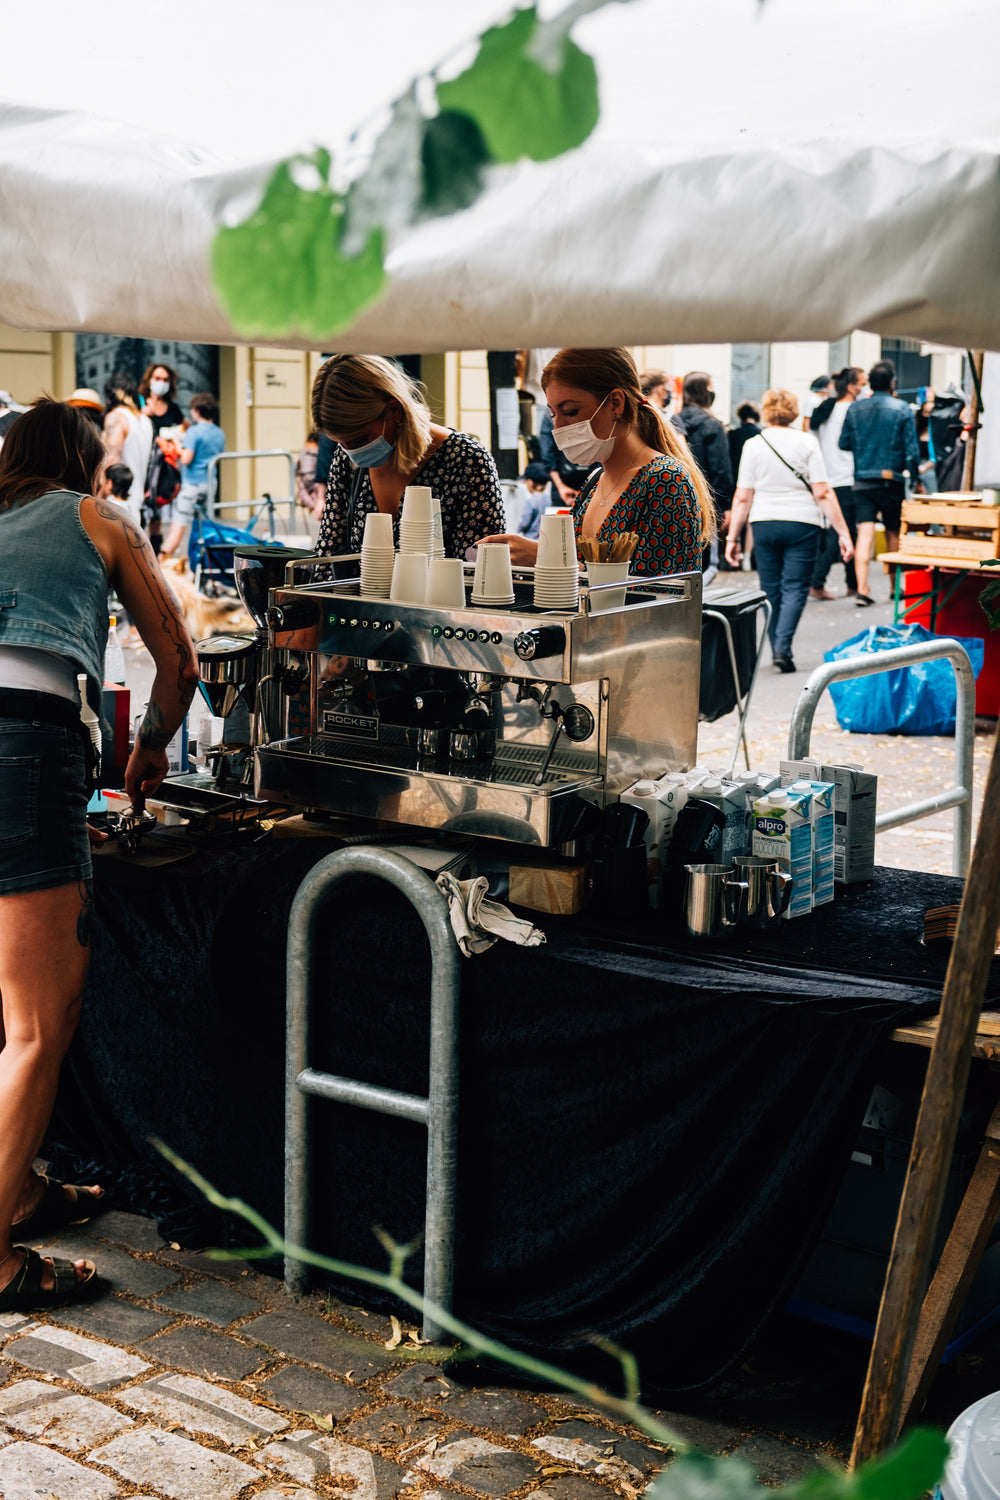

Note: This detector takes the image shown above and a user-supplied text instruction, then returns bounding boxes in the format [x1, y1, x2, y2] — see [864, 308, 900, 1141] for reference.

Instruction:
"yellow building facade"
[0, 330, 965, 516]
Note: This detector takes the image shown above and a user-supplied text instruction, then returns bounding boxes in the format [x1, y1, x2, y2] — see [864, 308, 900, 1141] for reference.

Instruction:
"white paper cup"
[586, 561, 630, 612]
[537, 512, 577, 568]
[426, 557, 467, 608]
[363, 512, 394, 548]
[431, 498, 444, 556]
[390, 551, 428, 603]
[473, 542, 514, 601]
[402, 485, 434, 522]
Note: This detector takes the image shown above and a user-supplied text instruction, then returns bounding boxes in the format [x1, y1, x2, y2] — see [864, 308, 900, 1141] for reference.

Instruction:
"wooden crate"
[899, 495, 1000, 563]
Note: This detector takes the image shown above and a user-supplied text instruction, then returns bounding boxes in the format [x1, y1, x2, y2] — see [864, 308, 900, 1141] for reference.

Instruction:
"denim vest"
[0, 490, 109, 704]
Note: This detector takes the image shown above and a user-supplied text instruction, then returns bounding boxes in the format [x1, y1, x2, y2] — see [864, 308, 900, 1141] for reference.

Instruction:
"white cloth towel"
[435, 873, 546, 957]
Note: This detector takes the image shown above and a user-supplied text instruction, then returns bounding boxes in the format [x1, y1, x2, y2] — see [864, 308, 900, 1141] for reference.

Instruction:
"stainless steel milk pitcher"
[684, 863, 749, 939]
[732, 855, 793, 928]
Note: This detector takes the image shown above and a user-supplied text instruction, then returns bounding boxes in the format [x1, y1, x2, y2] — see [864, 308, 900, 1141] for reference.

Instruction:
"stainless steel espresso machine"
[248, 556, 702, 848]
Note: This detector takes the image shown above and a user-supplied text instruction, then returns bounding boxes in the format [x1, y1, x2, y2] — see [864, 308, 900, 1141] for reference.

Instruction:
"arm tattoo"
[96, 499, 198, 707]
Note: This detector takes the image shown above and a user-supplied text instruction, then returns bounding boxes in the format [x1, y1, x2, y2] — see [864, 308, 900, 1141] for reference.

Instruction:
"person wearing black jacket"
[671, 371, 734, 530]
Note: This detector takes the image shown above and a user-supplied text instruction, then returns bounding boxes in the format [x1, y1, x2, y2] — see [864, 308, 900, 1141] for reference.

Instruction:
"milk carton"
[735, 771, 781, 849]
[620, 779, 668, 909]
[697, 777, 748, 863]
[752, 788, 813, 919]
[786, 777, 835, 907]
[781, 758, 877, 885]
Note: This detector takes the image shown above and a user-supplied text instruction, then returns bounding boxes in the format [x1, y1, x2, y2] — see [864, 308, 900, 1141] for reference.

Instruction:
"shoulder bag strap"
[757, 433, 814, 494]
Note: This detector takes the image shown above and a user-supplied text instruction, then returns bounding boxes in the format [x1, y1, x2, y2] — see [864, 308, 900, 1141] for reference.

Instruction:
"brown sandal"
[0, 1247, 98, 1312]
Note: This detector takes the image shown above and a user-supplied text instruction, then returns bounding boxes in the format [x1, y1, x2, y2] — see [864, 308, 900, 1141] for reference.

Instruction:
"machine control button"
[370, 619, 381, 631]
[431, 625, 442, 638]
[360, 618, 370, 628]
[383, 621, 395, 631]
[478, 630, 490, 643]
[349, 617, 359, 628]
[513, 625, 566, 661]
[442, 627, 454, 639]
[454, 629, 466, 640]
[266, 599, 322, 631]
[490, 632, 502, 644]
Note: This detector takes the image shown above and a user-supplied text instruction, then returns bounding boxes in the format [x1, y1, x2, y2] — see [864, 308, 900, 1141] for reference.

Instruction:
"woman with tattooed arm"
[0, 399, 198, 1313]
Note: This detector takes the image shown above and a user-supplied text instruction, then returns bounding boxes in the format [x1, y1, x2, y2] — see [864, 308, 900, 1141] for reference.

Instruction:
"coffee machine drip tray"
[255, 734, 602, 846]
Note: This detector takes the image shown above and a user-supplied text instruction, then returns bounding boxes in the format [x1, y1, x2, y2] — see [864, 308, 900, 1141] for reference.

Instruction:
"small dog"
[159, 556, 254, 640]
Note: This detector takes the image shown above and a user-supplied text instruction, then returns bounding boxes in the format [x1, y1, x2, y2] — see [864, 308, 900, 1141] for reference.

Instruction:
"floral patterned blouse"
[316, 431, 505, 560]
[573, 455, 704, 575]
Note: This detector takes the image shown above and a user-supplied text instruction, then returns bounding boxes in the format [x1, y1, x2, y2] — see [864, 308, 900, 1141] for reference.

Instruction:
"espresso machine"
[251, 557, 702, 848]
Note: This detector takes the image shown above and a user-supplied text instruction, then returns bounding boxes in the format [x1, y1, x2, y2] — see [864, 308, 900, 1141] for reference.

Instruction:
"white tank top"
[0, 644, 80, 702]
[119, 408, 153, 524]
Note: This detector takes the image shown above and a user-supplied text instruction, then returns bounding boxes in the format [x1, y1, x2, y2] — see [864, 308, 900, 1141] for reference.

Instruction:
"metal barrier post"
[787, 638, 976, 877]
[285, 847, 461, 1340]
[206, 450, 299, 537]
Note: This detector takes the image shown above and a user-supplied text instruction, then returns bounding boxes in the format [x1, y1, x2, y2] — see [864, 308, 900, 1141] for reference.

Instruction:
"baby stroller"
[188, 510, 286, 596]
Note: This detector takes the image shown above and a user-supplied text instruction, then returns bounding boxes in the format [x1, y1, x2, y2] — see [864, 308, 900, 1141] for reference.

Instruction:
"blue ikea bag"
[824, 623, 983, 735]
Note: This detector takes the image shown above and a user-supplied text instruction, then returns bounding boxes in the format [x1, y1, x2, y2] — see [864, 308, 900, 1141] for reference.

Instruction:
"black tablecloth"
[46, 845, 990, 1391]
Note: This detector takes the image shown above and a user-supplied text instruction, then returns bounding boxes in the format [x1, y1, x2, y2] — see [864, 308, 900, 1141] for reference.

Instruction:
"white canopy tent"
[1, 0, 998, 352]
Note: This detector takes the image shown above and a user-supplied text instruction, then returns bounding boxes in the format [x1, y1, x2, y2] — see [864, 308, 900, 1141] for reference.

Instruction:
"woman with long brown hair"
[480, 347, 714, 574]
[0, 399, 198, 1312]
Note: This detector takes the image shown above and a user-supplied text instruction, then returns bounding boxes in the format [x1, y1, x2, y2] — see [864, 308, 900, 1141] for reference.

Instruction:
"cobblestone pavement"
[699, 568, 996, 876]
[1, 1207, 845, 1500]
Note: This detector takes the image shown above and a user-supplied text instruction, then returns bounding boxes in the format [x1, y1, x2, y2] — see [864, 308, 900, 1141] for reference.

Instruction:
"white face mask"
[552, 395, 616, 466]
[149, 379, 170, 397]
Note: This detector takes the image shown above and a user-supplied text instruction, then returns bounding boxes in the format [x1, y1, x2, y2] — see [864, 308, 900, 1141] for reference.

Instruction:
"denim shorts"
[0, 719, 92, 895]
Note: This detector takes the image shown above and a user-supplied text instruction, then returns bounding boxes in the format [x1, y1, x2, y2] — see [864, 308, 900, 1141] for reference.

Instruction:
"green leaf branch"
[211, 0, 622, 340]
[154, 1137, 948, 1500]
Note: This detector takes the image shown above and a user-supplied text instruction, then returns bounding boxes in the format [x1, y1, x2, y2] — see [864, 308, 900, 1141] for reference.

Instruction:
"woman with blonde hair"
[725, 387, 853, 672]
[312, 355, 504, 559]
[479, 347, 713, 575]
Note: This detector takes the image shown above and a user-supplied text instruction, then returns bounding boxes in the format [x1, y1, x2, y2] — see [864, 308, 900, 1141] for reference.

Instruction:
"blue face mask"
[342, 426, 394, 468]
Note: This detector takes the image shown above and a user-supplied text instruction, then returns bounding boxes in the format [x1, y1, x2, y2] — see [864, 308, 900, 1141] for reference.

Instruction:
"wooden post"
[851, 721, 1000, 1467]
[899, 1100, 1000, 1426]
[962, 351, 985, 493]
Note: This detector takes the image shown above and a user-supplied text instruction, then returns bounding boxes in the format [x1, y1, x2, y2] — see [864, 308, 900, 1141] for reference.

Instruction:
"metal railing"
[787, 638, 976, 877]
[206, 449, 299, 538]
[284, 847, 461, 1340]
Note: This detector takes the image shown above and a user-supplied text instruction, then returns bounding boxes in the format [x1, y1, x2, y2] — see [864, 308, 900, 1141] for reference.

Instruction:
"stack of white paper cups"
[360, 512, 395, 597]
[390, 551, 428, 604]
[471, 542, 515, 607]
[399, 486, 435, 555]
[534, 513, 579, 608]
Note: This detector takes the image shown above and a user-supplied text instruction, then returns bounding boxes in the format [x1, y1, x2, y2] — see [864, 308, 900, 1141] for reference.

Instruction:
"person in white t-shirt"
[807, 366, 865, 598]
[725, 387, 853, 673]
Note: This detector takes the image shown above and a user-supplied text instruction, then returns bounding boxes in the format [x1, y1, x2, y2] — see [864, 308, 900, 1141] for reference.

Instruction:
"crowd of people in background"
[0, 367, 226, 572]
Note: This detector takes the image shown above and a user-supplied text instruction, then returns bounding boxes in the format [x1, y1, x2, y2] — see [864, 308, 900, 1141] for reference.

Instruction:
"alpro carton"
[785, 778, 835, 906]
[752, 788, 812, 919]
[780, 759, 877, 885]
